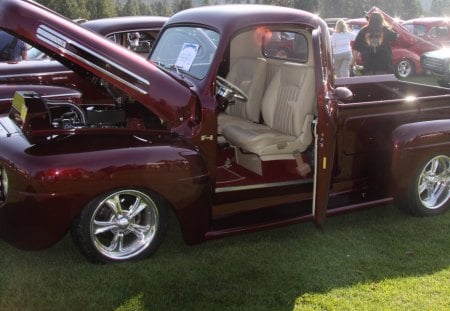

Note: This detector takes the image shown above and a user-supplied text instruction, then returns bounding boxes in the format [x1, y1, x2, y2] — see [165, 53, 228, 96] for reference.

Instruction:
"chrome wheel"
[395, 59, 414, 78]
[417, 155, 450, 210]
[72, 188, 168, 263]
[90, 190, 159, 260]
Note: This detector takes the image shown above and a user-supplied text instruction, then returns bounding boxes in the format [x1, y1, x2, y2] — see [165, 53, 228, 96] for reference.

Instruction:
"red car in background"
[348, 8, 440, 78]
[402, 17, 450, 47]
[347, 17, 366, 35]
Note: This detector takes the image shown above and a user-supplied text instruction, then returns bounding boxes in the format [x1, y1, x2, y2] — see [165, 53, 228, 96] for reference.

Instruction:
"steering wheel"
[216, 76, 248, 103]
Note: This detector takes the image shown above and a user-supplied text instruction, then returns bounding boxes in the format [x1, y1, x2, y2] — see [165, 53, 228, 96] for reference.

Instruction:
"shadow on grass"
[0, 205, 449, 310]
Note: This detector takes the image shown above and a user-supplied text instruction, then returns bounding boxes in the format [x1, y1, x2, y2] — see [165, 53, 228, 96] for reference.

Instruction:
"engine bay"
[9, 90, 164, 133]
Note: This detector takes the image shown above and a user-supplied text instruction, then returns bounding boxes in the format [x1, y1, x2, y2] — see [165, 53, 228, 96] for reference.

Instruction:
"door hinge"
[201, 134, 214, 141]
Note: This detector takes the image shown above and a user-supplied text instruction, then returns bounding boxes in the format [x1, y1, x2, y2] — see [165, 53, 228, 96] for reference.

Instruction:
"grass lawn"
[0, 75, 449, 310]
[0, 206, 449, 310]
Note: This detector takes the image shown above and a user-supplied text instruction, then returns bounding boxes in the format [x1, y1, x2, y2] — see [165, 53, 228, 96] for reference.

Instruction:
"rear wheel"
[395, 59, 415, 78]
[402, 155, 450, 216]
[71, 189, 168, 263]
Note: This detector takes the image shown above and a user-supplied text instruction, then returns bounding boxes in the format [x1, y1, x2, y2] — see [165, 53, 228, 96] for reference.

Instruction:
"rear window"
[262, 31, 308, 63]
[430, 25, 449, 38]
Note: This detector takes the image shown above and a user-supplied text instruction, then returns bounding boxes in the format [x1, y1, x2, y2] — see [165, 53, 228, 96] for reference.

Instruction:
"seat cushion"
[222, 123, 297, 156]
[221, 62, 316, 156]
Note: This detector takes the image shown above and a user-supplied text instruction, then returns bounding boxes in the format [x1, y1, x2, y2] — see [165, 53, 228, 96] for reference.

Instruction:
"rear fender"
[391, 120, 450, 195]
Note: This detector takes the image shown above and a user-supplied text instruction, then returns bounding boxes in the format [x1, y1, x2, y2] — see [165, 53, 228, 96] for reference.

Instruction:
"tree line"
[36, 0, 450, 21]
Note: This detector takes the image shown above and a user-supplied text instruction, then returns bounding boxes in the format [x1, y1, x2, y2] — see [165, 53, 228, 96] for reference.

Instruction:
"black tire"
[401, 154, 450, 216]
[437, 79, 450, 88]
[395, 59, 415, 79]
[71, 188, 169, 263]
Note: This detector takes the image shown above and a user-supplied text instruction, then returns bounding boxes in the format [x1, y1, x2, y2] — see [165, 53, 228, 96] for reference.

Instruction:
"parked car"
[348, 8, 439, 78]
[421, 48, 450, 87]
[402, 17, 450, 47]
[0, 0, 449, 264]
[82, 16, 167, 56]
[0, 15, 167, 112]
[346, 17, 367, 35]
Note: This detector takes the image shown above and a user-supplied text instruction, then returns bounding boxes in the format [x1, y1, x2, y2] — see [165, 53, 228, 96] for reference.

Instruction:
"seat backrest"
[261, 62, 316, 136]
[225, 57, 267, 123]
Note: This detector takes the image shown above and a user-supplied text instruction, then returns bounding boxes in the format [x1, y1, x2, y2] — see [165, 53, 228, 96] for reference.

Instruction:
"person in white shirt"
[129, 32, 140, 48]
[331, 19, 356, 78]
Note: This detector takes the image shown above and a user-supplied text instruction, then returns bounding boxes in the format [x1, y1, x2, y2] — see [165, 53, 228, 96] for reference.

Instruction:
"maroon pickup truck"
[0, 0, 449, 263]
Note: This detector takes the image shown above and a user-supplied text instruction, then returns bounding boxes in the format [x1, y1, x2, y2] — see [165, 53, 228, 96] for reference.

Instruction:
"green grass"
[0, 205, 449, 310]
[400, 74, 439, 86]
[0, 76, 448, 310]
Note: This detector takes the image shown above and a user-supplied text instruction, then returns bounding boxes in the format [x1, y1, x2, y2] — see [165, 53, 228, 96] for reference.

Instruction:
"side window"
[430, 25, 449, 38]
[263, 31, 308, 63]
[414, 25, 427, 36]
[107, 31, 157, 56]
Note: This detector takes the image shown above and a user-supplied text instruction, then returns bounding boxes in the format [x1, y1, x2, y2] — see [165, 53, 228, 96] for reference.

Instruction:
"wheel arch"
[392, 49, 421, 76]
[390, 120, 450, 197]
[0, 134, 212, 250]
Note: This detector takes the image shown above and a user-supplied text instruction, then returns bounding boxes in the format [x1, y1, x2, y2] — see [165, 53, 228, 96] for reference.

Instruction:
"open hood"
[367, 7, 441, 51]
[0, 0, 194, 127]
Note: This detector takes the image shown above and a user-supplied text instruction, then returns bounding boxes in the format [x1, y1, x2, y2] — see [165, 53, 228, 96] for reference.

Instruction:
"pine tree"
[87, 0, 118, 19]
[151, 0, 173, 16]
[37, 0, 90, 19]
[172, 0, 193, 14]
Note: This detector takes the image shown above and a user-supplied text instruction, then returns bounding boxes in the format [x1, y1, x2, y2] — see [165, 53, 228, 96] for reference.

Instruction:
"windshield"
[150, 26, 220, 79]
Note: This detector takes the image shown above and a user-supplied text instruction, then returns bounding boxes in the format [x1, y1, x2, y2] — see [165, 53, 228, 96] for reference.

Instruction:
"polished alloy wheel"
[90, 189, 159, 260]
[396, 59, 413, 78]
[417, 155, 450, 210]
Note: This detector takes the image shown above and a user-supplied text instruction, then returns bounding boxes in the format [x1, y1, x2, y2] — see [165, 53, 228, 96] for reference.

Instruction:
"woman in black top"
[352, 12, 397, 75]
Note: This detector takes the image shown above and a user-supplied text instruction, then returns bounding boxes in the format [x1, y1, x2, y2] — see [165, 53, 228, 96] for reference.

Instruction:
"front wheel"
[71, 189, 168, 263]
[402, 155, 450, 216]
[395, 59, 415, 78]
[437, 79, 450, 88]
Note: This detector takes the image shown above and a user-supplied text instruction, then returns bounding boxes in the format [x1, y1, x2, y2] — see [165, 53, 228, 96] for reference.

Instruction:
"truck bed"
[335, 75, 450, 104]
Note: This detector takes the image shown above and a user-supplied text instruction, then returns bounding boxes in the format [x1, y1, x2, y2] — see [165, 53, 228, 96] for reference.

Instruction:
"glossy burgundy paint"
[0, 115, 209, 249]
[0, 1, 448, 261]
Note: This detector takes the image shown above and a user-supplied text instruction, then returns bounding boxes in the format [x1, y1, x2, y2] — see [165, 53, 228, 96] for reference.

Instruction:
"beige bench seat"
[222, 62, 316, 156]
[217, 57, 267, 133]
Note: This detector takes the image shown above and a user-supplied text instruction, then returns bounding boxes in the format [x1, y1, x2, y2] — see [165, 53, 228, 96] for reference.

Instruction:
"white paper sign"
[175, 43, 199, 71]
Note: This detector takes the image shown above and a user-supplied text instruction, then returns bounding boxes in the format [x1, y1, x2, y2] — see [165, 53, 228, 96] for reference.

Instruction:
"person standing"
[129, 32, 141, 48]
[0, 31, 27, 62]
[352, 12, 397, 75]
[331, 19, 356, 78]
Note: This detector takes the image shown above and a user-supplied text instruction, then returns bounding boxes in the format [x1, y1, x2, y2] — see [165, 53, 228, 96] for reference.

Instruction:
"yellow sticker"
[11, 92, 28, 124]
[21, 104, 28, 121]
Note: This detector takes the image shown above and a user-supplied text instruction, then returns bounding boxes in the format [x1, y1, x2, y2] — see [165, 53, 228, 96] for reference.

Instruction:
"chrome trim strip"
[36, 25, 150, 94]
[215, 178, 313, 193]
[0, 70, 74, 79]
[0, 92, 81, 103]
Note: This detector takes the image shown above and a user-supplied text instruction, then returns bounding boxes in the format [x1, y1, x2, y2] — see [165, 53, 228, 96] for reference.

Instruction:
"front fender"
[0, 131, 211, 249]
[391, 120, 450, 195]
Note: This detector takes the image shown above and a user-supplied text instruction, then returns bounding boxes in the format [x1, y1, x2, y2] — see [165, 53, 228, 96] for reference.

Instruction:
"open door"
[311, 27, 338, 227]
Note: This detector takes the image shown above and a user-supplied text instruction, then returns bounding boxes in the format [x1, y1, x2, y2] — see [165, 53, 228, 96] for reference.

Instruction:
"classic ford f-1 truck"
[0, 0, 449, 263]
